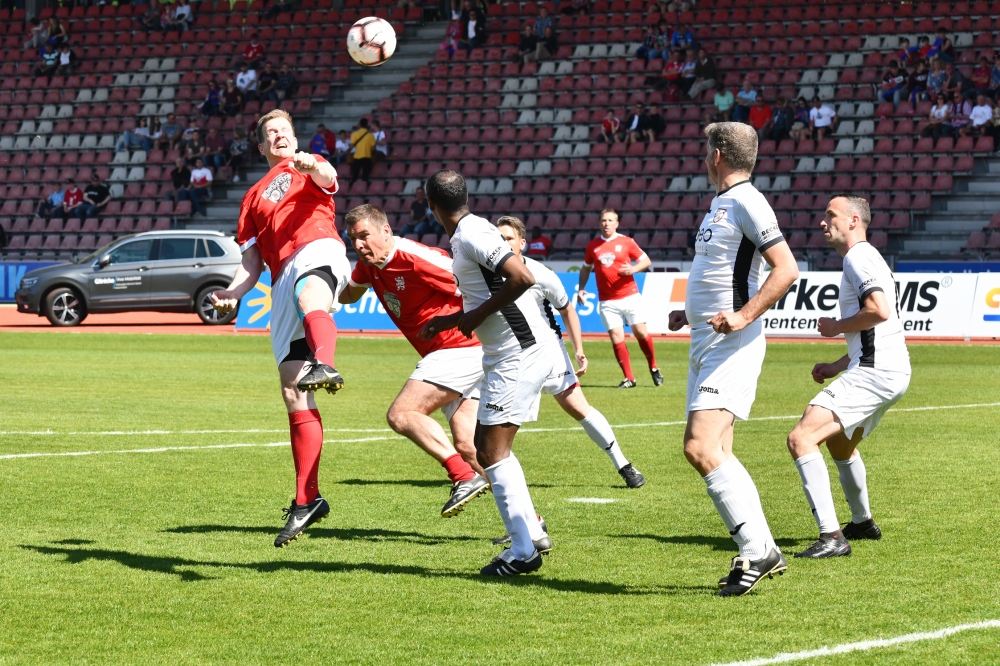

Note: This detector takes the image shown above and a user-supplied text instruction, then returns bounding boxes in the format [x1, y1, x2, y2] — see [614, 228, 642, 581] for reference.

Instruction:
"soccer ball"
[346, 18, 397, 67]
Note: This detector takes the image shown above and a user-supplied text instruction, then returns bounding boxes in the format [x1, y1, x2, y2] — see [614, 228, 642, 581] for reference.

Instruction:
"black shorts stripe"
[478, 264, 536, 350]
[731, 234, 757, 312]
[858, 296, 876, 368]
[296, 265, 339, 295]
[281, 337, 312, 364]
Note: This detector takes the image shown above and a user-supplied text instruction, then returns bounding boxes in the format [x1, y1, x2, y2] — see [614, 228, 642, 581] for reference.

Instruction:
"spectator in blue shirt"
[533, 6, 554, 38]
[731, 78, 757, 123]
[670, 24, 695, 51]
[36, 187, 67, 220]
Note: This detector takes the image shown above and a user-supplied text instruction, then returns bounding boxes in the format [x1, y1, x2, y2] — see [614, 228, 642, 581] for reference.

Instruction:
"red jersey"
[63, 187, 83, 209]
[584, 233, 646, 301]
[349, 237, 480, 357]
[243, 42, 265, 61]
[237, 155, 341, 275]
[526, 235, 551, 258]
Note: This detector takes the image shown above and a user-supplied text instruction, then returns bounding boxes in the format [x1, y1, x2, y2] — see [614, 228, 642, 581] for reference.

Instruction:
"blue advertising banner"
[0, 262, 60, 303]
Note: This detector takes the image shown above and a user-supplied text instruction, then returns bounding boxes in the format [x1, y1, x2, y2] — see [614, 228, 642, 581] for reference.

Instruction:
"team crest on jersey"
[598, 252, 617, 267]
[395, 276, 405, 291]
[384, 292, 401, 317]
[615, 244, 622, 252]
[713, 207, 727, 223]
[261, 173, 292, 203]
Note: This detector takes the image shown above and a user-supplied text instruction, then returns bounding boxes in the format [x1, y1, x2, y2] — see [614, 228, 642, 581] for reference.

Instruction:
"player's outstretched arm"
[338, 283, 368, 305]
[291, 151, 336, 190]
[817, 290, 890, 337]
[709, 240, 799, 334]
[576, 264, 592, 302]
[212, 244, 264, 313]
[812, 354, 850, 384]
[558, 303, 588, 376]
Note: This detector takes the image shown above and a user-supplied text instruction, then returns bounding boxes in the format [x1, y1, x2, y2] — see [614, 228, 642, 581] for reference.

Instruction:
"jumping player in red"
[577, 208, 662, 389]
[338, 204, 492, 517]
[211, 109, 351, 548]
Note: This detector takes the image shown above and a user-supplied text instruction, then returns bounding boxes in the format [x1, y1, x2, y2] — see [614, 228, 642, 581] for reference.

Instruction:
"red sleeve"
[236, 189, 259, 253]
[627, 237, 644, 260]
[584, 239, 596, 266]
[349, 260, 371, 287]
[411, 252, 460, 295]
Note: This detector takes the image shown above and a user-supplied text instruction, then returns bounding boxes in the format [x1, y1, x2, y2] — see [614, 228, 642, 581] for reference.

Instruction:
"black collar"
[717, 179, 751, 196]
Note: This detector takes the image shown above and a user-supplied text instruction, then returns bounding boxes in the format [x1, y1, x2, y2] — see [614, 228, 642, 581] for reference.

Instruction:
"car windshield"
[75, 239, 119, 264]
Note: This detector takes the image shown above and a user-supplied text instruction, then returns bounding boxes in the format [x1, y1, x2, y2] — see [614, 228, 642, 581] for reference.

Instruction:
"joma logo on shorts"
[823, 388, 836, 398]
[698, 386, 719, 394]
[485, 403, 504, 412]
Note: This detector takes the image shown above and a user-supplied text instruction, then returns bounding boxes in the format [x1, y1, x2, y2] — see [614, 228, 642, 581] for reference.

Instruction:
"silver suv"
[14, 230, 242, 326]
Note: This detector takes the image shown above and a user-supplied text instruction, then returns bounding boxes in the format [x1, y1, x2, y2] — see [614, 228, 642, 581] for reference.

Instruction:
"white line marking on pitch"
[0, 437, 397, 461]
[710, 619, 1000, 666]
[567, 498, 617, 504]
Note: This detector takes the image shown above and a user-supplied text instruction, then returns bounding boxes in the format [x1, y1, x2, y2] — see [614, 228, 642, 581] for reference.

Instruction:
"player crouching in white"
[668, 122, 799, 596]
[212, 110, 350, 548]
[786, 195, 910, 558]
[497, 216, 645, 490]
[419, 171, 555, 576]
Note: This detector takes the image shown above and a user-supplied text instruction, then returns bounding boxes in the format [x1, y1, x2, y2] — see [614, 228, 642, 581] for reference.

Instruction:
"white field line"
[0, 437, 397, 461]
[710, 619, 1000, 666]
[567, 498, 617, 504]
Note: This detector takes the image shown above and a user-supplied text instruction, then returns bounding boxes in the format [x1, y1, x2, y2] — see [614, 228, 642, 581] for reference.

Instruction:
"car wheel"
[196, 286, 237, 325]
[44, 287, 88, 327]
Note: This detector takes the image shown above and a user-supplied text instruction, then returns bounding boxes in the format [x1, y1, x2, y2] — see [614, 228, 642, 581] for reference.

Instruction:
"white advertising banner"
[640, 272, 988, 339]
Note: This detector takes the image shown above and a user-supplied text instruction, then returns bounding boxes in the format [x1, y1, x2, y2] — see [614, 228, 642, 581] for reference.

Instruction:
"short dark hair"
[345, 203, 388, 229]
[358, 117, 369, 128]
[496, 215, 526, 240]
[829, 193, 872, 228]
[425, 170, 468, 215]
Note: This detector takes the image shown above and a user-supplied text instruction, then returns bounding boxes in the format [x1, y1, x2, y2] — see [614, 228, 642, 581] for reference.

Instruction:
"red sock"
[289, 409, 323, 505]
[637, 335, 658, 371]
[303, 310, 337, 367]
[442, 453, 477, 483]
[612, 342, 635, 381]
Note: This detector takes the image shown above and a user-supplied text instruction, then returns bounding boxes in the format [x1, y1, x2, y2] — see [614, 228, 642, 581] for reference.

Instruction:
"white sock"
[578, 408, 629, 470]
[484, 452, 542, 559]
[795, 452, 840, 534]
[703, 457, 775, 560]
[835, 454, 872, 523]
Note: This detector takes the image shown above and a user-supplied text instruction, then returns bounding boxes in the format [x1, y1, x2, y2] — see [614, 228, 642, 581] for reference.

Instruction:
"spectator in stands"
[227, 127, 250, 181]
[399, 188, 432, 236]
[257, 63, 278, 101]
[731, 78, 757, 123]
[518, 25, 537, 63]
[185, 158, 213, 217]
[160, 113, 184, 150]
[688, 48, 717, 99]
[880, 60, 908, 106]
[24, 17, 49, 51]
[533, 6, 554, 38]
[164, 157, 192, 206]
[624, 103, 648, 144]
[204, 128, 228, 169]
[275, 63, 297, 100]
[182, 118, 201, 139]
[184, 129, 207, 166]
[679, 49, 698, 95]
[36, 185, 66, 220]
[748, 97, 773, 140]
[148, 118, 164, 150]
[644, 103, 664, 141]
[242, 33, 265, 69]
[264, 0, 296, 22]
[164, 0, 192, 33]
[600, 108, 622, 144]
[335, 130, 351, 164]
[77, 174, 112, 219]
[116, 117, 153, 153]
[525, 26, 557, 63]
[441, 19, 461, 59]
[895, 38, 919, 66]
[558, 0, 590, 15]
[62, 179, 84, 218]
[808, 97, 837, 141]
[916, 35, 933, 61]
[713, 86, 735, 121]
[222, 79, 244, 117]
[942, 62, 966, 100]
[46, 18, 68, 47]
[201, 81, 221, 118]
[988, 103, 1000, 152]
[138, 0, 162, 34]
[460, 9, 486, 53]
[789, 96, 812, 141]
[650, 21, 671, 62]
[236, 63, 258, 102]
[926, 58, 946, 99]
[372, 120, 388, 161]
[309, 125, 330, 157]
[905, 60, 929, 104]
[991, 53, 1000, 102]
[635, 25, 657, 61]
[965, 94, 994, 141]
[945, 90, 972, 138]
[921, 92, 951, 141]
[318, 124, 336, 154]
[526, 227, 552, 259]
[671, 24, 696, 51]
[34, 43, 59, 81]
[55, 44, 74, 76]
[658, 50, 684, 92]
[766, 96, 794, 142]
[928, 28, 955, 62]
[349, 118, 376, 183]
[967, 57, 993, 102]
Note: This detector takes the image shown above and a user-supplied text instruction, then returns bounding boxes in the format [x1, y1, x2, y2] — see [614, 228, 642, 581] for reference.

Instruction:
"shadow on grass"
[617, 534, 800, 551]
[337, 478, 559, 489]
[22, 543, 709, 596]
[164, 525, 480, 545]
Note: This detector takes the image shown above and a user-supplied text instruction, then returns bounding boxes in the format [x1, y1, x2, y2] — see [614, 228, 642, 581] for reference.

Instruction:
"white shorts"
[809, 366, 911, 440]
[686, 323, 766, 421]
[541, 339, 579, 396]
[270, 238, 351, 365]
[478, 342, 555, 426]
[409, 346, 484, 421]
[598, 293, 647, 331]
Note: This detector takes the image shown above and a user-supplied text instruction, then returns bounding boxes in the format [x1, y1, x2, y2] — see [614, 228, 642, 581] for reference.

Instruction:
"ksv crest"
[262, 172, 292, 203]
[384, 292, 401, 317]
[598, 252, 616, 267]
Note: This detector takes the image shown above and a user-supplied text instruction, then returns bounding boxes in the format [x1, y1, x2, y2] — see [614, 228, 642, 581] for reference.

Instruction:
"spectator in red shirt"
[966, 57, 993, 102]
[242, 33, 265, 69]
[658, 50, 684, 91]
[600, 108, 622, 144]
[748, 97, 773, 139]
[525, 227, 552, 259]
[63, 180, 84, 218]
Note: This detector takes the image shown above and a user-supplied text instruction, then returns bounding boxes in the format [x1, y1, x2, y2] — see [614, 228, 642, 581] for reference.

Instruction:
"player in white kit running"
[785, 194, 910, 559]
[418, 171, 555, 577]
[667, 122, 800, 597]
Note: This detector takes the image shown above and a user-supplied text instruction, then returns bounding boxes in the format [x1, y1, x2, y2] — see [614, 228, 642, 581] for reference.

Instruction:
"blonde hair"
[496, 215, 526, 240]
[256, 109, 295, 146]
[704, 121, 758, 173]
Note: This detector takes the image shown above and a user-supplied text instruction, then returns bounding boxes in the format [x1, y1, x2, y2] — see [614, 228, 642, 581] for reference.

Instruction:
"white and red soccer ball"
[346, 17, 397, 67]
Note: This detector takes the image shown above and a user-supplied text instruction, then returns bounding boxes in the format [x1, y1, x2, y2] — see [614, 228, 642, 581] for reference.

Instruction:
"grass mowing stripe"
[0, 437, 400, 460]
[709, 619, 1000, 666]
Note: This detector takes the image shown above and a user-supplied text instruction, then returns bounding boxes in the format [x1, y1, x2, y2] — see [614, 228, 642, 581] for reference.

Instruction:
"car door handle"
[138, 266, 149, 272]
[193, 263, 204, 268]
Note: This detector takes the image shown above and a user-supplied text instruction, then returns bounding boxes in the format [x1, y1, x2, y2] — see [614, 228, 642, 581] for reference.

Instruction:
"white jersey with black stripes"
[450, 213, 553, 358]
[686, 180, 785, 334]
[523, 256, 570, 342]
[839, 241, 910, 372]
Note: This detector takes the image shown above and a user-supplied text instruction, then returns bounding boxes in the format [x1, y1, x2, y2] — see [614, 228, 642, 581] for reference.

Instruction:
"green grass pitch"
[0, 332, 998, 665]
